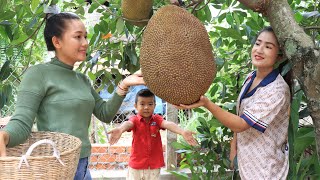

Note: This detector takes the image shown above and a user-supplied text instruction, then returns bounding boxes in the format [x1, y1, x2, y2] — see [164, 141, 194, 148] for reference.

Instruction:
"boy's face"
[134, 96, 156, 119]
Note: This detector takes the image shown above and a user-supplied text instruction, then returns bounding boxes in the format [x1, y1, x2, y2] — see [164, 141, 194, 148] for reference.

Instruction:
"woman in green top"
[0, 12, 144, 180]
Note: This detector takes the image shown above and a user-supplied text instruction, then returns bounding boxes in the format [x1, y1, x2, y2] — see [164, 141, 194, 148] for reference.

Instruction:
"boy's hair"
[135, 89, 156, 103]
[44, 12, 81, 51]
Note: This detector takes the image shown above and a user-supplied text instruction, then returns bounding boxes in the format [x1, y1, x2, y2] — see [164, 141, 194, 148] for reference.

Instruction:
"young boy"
[108, 89, 198, 180]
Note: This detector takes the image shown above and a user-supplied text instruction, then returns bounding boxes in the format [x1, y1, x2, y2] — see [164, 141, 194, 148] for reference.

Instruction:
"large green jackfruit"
[140, 5, 216, 105]
[121, 0, 153, 27]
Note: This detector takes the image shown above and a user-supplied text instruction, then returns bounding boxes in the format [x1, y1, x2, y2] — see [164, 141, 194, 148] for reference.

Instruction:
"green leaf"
[280, 61, 293, 76]
[220, 84, 226, 99]
[4, 25, 13, 41]
[298, 130, 315, 139]
[0, 26, 6, 39]
[193, 107, 205, 113]
[167, 171, 189, 180]
[218, 13, 226, 23]
[99, 20, 109, 33]
[226, 0, 232, 6]
[233, 12, 241, 27]
[209, 85, 219, 97]
[2, 84, 12, 99]
[288, 90, 304, 177]
[179, 163, 190, 169]
[91, 31, 101, 49]
[31, 0, 40, 13]
[88, 2, 100, 13]
[244, 25, 252, 39]
[212, 4, 221, 9]
[215, 57, 224, 66]
[0, 84, 12, 109]
[291, 90, 303, 131]
[216, 38, 222, 48]
[204, 5, 212, 22]
[116, 18, 125, 34]
[197, 127, 204, 134]
[208, 119, 222, 128]
[16, 5, 25, 23]
[0, 61, 11, 81]
[11, 32, 28, 45]
[198, 117, 207, 127]
[209, 126, 216, 132]
[107, 83, 115, 93]
[27, 18, 38, 30]
[226, 13, 233, 26]
[0, 10, 16, 21]
[0, 92, 6, 109]
[215, 26, 245, 43]
[294, 12, 303, 23]
[171, 141, 188, 149]
[87, 71, 96, 81]
[295, 137, 314, 157]
[127, 44, 137, 65]
[75, 6, 85, 16]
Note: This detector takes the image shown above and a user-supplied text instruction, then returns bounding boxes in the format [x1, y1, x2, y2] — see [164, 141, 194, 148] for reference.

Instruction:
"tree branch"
[195, 0, 211, 12]
[237, 0, 270, 15]
[304, 26, 320, 31]
[186, 0, 200, 8]
[7, 18, 46, 48]
[191, 0, 204, 14]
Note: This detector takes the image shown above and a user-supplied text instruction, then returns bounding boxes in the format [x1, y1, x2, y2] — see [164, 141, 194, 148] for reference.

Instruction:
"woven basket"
[0, 131, 82, 180]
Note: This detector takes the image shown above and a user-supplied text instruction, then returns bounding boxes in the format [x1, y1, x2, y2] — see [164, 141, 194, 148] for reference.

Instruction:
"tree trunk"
[238, 0, 320, 162]
[166, 103, 178, 170]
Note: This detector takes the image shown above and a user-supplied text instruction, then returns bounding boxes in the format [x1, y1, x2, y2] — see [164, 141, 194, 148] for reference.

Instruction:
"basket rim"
[0, 131, 82, 161]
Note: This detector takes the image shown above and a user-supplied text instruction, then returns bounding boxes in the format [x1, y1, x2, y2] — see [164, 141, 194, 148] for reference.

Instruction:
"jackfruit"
[140, 5, 216, 105]
[121, 0, 153, 27]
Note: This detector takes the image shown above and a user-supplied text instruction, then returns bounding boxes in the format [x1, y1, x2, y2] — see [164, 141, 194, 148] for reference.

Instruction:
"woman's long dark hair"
[257, 26, 293, 100]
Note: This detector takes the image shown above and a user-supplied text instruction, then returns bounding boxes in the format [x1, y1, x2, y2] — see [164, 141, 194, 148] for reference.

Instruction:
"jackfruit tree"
[0, 0, 319, 177]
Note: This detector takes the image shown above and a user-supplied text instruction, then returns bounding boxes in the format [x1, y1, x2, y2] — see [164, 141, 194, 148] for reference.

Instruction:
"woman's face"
[251, 31, 280, 72]
[54, 19, 88, 66]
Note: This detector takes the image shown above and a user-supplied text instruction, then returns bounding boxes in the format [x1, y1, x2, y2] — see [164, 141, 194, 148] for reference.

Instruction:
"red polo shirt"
[128, 114, 165, 169]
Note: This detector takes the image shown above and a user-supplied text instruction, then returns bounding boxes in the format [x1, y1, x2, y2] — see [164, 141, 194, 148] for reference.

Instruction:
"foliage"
[0, 61, 13, 110]
[288, 85, 320, 179]
[170, 109, 232, 180]
[0, 0, 319, 178]
[0, 0, 318, 91]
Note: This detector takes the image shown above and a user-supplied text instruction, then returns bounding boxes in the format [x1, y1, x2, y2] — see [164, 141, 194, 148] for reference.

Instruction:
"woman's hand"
[121, 70, 145, 89]
[181, 130, 198, 146]
[229, 135, 237, 169]
[107, 128, 123, 145]
[174, 96, 210, 109]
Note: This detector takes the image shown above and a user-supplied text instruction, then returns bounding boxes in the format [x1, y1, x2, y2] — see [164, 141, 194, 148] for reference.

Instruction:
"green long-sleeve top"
[3, 57, 124, 158]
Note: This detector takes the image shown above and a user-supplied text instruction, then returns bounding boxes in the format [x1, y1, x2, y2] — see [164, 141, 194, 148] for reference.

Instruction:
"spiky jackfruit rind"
[140, 5, 216, 105]
[121, 0, 153, 27]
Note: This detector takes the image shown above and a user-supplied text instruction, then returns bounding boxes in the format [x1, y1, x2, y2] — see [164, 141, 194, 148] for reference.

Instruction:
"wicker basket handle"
[18, 139, 65, 169]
